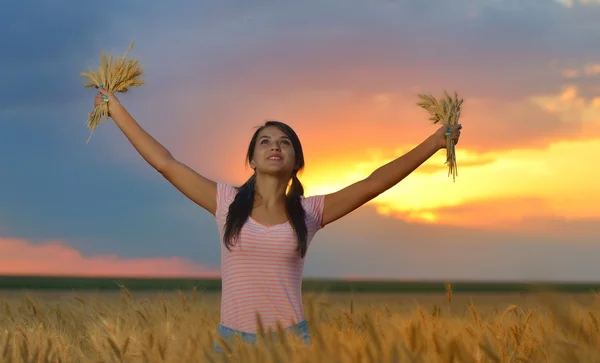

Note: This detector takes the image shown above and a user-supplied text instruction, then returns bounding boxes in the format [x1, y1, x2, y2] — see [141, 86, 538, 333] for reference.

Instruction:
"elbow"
[154, 156, 175, 174]
[363, 176, 386, 199]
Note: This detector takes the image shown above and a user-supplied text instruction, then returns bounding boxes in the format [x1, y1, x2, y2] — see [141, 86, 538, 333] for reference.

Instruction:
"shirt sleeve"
[301, 194, 326, 231]
[215, 183, 238, 222]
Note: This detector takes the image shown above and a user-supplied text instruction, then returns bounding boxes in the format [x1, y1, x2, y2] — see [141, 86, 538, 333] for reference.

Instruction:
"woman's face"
[251, 126, 297, 177]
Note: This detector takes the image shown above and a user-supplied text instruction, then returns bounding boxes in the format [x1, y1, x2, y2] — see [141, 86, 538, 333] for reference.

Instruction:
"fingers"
[454, 127, 461, 144]
[443, 124, 462, 146]
[94, 94, 109, 105]
[445, 124, 462, 136]
[445, 124, 462, 132]
[94, 85, 110, 105]
[95, 85, 111, 97]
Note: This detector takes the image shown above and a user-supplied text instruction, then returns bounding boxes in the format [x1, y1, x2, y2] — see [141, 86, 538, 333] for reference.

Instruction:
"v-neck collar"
[248, 216, 290, 229]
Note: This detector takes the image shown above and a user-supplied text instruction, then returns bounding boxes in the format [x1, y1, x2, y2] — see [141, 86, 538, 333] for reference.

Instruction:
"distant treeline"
[0, 275, 599, 294]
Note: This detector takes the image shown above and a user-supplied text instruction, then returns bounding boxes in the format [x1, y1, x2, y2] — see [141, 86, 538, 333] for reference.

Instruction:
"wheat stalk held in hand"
[417, 91, 464, 181]
[80, 42, 144, 143]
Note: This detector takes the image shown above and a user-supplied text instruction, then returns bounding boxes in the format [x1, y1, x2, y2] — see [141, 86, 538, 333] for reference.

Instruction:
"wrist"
[426, 133, 443, 151]
[108, 102, 125, 118]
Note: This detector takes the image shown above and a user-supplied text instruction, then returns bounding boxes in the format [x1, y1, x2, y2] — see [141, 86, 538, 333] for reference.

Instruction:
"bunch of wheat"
[417, 91, 464, 181]
[81, 42, 144, 143]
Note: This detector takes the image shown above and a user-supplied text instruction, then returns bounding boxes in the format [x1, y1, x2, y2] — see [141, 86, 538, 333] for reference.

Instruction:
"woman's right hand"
[94, 86, 122, 116]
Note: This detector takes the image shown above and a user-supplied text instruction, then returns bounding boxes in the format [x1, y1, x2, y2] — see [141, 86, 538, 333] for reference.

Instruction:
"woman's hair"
[223, 121, 309, 257]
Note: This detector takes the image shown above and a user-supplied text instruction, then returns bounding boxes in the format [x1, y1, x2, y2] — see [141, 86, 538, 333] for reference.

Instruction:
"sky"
[1, 0, 600, 281]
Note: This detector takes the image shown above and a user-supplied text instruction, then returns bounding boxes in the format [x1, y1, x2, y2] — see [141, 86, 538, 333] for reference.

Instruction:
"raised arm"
[321, 125, 461, 226]
[96, 88, 217, 215]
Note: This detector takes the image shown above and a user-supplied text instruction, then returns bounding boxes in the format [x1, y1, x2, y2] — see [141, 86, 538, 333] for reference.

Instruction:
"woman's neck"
[254, 173, 288, 207]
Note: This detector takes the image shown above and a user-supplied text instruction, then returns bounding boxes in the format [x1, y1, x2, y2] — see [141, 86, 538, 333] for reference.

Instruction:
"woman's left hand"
[432, 123, 462, 150]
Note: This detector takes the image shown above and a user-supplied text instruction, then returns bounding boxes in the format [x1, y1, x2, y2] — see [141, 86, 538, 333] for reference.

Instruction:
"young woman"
[94, 87, 462, 349]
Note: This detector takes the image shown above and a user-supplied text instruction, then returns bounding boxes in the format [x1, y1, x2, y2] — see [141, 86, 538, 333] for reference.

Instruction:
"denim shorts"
[213, 320, 311, 352]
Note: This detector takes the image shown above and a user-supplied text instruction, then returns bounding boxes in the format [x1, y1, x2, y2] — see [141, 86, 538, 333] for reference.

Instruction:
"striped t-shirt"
[214, 183, 325, 333]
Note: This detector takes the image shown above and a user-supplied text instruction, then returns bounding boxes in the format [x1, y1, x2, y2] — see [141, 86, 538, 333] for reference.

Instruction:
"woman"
[94, 87, 461, 349]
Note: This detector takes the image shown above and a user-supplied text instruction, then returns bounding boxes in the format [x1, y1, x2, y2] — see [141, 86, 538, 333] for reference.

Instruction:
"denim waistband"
[214, 320, 311, 352]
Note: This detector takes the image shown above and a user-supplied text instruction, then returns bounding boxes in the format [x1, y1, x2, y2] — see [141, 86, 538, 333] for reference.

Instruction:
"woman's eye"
[281, 140, 290, 145]
[261, 139, 269, 144]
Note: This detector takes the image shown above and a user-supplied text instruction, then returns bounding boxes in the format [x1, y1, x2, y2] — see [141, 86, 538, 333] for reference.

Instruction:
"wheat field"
[1, 287, 599, 362]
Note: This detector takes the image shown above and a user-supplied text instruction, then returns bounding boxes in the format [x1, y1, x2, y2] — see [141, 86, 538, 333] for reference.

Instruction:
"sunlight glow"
[302, 137, 600, 227]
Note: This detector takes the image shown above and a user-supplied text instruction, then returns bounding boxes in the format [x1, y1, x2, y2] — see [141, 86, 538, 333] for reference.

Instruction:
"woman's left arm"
[321, 125, 461, 226]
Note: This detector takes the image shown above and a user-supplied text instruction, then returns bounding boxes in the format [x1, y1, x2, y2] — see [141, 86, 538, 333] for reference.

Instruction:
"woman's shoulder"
[215, 183, 240, 215]
[299, 194, 325, 220]
[217, 183, 239, 196]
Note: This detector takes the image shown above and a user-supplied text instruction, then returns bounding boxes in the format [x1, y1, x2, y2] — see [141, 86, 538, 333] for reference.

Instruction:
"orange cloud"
[530, 85, 600, 125]
[558, 0, 600, 7]
[556, 61, 600, 83]
[557, 0, 574, 7]
[561, 69, 580, 78]
[585, 63, 600, 74]
[376, 197, 560, 231]
[0, 238, 220, 278]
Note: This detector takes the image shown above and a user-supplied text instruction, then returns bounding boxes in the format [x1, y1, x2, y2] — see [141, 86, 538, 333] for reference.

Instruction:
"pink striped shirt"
[214, 183, 325, 333]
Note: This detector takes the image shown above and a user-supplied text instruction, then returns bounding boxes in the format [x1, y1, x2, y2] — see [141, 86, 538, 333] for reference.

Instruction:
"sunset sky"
[2, 0, 600, 281]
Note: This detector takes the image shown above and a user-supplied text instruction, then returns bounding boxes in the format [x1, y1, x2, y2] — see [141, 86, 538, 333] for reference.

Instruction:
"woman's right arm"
[96, 89, 217, 215]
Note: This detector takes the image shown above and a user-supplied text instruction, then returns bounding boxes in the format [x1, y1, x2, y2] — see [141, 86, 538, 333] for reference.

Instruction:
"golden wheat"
[417, 91, 464, 182]
[81, 42, 144, 144]
[0, 290, 598, 362]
